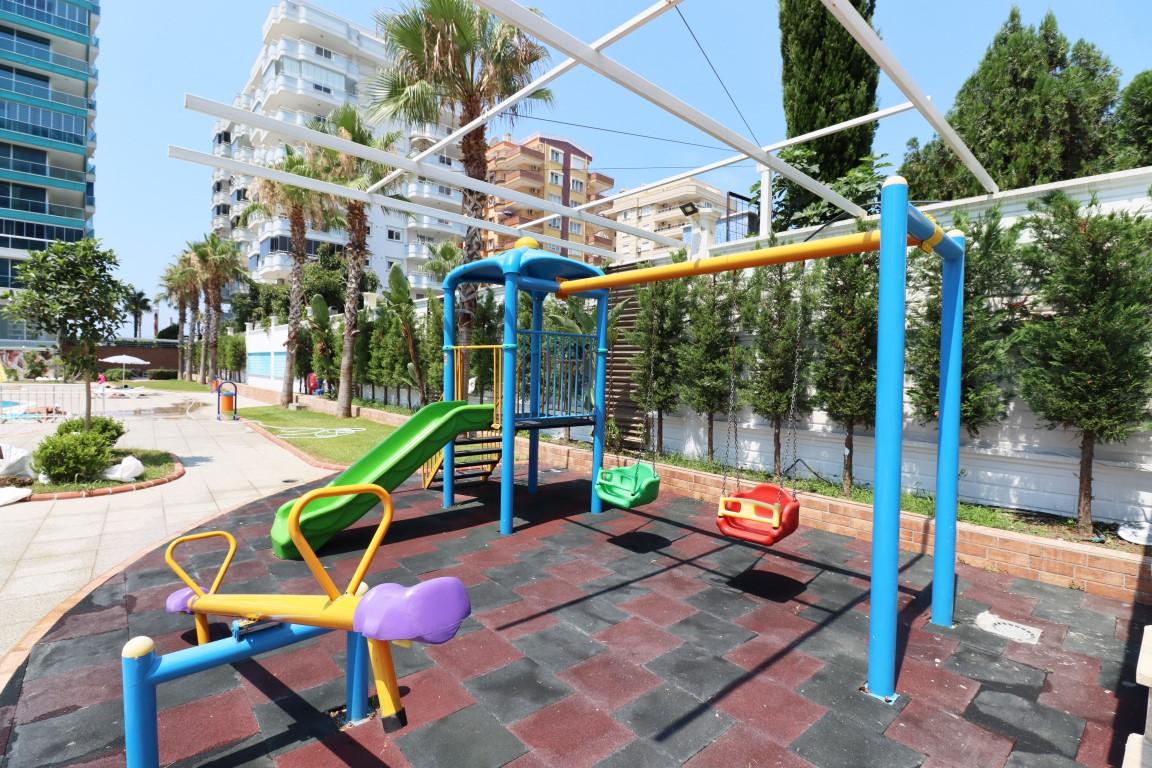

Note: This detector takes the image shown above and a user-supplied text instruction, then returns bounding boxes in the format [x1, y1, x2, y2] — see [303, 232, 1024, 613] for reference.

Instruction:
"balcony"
[0, 113, 83, 146]
[0, 196, 86, 221]
[0, 74, 91, 110]
[212, 215, 228, 231]
[0, 154, 84, 184]
[0, 0, 91, 37]
[0, 35, 91, 76]
[411, 215, 460, 237]
[488, 145, 543, 165]
[253, 251, 293, 282]
[407, 270, 441, 292]
[408, 123, 450, 143]
[489, 169, 542, 193]
[405, 180, 461, 208]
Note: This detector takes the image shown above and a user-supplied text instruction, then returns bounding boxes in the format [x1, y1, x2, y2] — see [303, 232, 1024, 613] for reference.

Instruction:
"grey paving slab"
[463, 658, 570, 724]
[513, 623, 606, 671]
[791, 711, 924, 768]
[397, 705, 527, 768]
[965, 690, 1086, 759]
[616, 685, 734, 763]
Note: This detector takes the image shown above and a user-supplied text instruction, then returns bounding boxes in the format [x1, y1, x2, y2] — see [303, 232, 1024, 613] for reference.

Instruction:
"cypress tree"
[1115, 71, 1152, 167]
[901, 9, 1120, 199]
[906, 208, 1022, 435]
[422, 295, 444, 402]
[743, 261, 814, 477]
[629, 249, 688, 454]
[1015, 193, 1152, 537]
[779, 0, 879, 184]
[812, 248, 878, 494]
[679, 270, 743, 462]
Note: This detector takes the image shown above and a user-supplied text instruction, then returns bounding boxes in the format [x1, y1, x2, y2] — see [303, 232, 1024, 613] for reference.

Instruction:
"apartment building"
[484, 133, 613, 259]
[606, 178, 727, 264]
[211, 0, 463, 301]
[0, 0, 97, 355]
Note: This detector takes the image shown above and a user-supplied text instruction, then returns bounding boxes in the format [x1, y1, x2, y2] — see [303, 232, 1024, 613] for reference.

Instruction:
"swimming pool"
[0, 400, 18, 408]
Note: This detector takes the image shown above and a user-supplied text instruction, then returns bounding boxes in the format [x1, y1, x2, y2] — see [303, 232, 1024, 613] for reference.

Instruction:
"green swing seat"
[595, 463, 661, 509]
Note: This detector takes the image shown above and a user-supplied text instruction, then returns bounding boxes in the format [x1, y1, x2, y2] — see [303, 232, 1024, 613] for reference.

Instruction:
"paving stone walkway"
[0, 469, 1145, 767]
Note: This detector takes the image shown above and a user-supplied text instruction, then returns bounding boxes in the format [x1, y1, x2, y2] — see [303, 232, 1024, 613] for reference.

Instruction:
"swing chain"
[782, 260, 807, 493]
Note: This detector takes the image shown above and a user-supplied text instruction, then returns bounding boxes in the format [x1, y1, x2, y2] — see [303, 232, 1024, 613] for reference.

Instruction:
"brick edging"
[20, 453, 186, 502]
[243, 419, 349, 472]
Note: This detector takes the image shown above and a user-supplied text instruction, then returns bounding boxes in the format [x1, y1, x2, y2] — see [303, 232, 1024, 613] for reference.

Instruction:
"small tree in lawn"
[907, 208, 1023, 435]
[629, 248, 687, 455]
[471, 288, 498, 402]
[813, 247, 878, 494]
[1016, 193, 1152, 536]
[368, 309, 404, 405]
[4, 240, 130, 428]
[679, 269, 743, 462]
[743, 260, 814, 477]
[422, 294, 444, 402]
[307, 294, 339, 395]
[383, 264, 425, 405]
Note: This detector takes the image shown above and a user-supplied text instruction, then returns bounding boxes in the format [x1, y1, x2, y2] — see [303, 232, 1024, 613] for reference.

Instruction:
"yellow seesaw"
[162, 483, 471, 727]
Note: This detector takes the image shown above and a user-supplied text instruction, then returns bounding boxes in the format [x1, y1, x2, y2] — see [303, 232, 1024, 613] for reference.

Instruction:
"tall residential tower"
[211, 0, 463, 302]
[0, 0, 98, 357]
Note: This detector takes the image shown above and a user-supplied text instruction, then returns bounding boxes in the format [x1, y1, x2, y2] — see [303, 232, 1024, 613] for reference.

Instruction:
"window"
[437, 184, 452, 196]
[641, 205, 653, 217]
[547, 193, 562, 205]
[0, 99, 85, 145]
[277, 58, 346, 94]
[569, 221, 583, 235]
[314, 45, 333, 59]
[570, 156, 587, 170]
[549, 148, 563, 163]
[570, 178, 585, 193]
[546, 217, 559, 229]
[313, 83, 332, 94]
[548, 171, 563, 185]
[387, 228, 402, 241]
[438, 154, 452, 166]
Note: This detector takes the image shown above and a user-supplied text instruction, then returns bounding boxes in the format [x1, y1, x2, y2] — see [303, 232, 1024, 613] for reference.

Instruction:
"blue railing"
[515, 329, 596, 423]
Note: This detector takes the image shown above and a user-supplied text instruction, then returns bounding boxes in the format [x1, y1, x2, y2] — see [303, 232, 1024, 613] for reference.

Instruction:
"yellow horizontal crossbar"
[557, 230, 916, 297]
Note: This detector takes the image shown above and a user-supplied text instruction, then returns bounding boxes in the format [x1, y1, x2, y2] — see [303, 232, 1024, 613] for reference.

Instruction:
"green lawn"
[124, 379, 210, 392]
[31, 448, 177, 494]
[241, 406, 395, 465]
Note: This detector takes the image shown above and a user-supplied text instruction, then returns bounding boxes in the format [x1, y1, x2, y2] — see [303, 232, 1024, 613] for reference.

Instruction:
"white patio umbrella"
[99, 354, 150, 381]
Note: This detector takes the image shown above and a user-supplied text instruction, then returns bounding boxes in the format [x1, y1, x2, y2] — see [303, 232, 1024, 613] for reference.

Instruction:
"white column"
[758, 166, 772, 239]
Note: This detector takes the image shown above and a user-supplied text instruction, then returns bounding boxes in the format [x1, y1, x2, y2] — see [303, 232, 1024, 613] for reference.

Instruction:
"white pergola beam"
[523, 100, 916, 229]
[368, 0, 683, 193]
[185, 94, 682, 248]
[472, 0, 867, 218]
[170, 146, 621, 261]
[818, 0, 998, 193]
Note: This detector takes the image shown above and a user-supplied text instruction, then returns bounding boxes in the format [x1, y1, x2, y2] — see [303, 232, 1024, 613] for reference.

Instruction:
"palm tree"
[309, 104, 401, 417]
[370, 0, 551, 348]
[425, 240, 465, 282]
[190, 233, 246, 382]
[158, 255, 194, 377]
[240, 145, 335, 406]
[124, 288, 152, 338]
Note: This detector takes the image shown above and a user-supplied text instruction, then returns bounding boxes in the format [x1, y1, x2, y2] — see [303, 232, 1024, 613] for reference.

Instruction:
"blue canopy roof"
[443, 244, 604, 293]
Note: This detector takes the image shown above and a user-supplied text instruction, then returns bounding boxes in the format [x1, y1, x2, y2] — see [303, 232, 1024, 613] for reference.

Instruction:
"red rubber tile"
[618, 592, 699, 626]
[723, 638, 824, 689]
[884, 700, 1012, 768]
[557, 652, 661, 710]
[593, 618, 683, 665]
[667, 532, 726, 560]
[458, 547, 522, 570]
[1003, 642, 1100, 686]
[735, 603, 818, 637]
[685, 722, 817, 767]
[714, 675, 825, 745]
[510, 695, 633, 768]
[899, 627, 960, 666]
[157, 688, 258, 765]
[643, 568, 707, 599]
[273, 718, 410, 767]
[1039, 674, 1125, 725]
[397, 666, 475, 730]
[424, 627, 523, 679]
[476, 596, 560, 640]
[422, 563, 490, 587]
[39, 606, 128, 644]
[15, 662, 121, 724]
[545, 560, 614, 585]
[893, 658, 979, 714]
[515, 577, 587, 605]
[237, 643, 343, 705]
[1076, 720, 1119, 768]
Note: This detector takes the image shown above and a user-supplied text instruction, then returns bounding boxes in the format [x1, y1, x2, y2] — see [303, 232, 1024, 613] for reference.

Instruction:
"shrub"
[56, 415, 126, 446]
[33, 431, 112, 483]
[104, 368, 129, 381]
[147, 368, 178, 380]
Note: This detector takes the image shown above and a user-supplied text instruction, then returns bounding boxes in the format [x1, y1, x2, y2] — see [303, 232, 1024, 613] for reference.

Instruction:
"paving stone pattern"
[0, 471, 1146, 767]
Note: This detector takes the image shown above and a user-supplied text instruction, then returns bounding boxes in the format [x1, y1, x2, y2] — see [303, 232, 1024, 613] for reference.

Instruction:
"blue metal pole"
[500, 276, 520, 534]
[528, 293, 544, 494]
[345, 632, 370, 722]
[931, 232, 965, 627]
[122, 637, 160, 768]
[590, 294, 609, 515]
[867, 176, 910, 701]
[443, 288, 456, 508]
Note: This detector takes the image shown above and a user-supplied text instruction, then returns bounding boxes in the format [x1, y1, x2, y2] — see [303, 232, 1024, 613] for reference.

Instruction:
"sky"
[96, 0, 1152, 333]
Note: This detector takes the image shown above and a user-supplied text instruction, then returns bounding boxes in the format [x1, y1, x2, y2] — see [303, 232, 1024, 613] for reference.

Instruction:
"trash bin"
[220, 392, 236, 415]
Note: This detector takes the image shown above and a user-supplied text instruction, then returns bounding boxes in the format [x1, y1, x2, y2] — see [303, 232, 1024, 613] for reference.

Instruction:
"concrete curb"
[21, 453, 186, 502]
[242, 420, 349, 472]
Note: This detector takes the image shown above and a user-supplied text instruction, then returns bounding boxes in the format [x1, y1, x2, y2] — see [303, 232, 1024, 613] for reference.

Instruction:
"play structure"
[172, 0, 1000, 708]
[121, 484, 471, 768]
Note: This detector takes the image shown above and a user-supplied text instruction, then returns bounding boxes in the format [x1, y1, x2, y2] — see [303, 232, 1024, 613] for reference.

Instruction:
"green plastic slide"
[270, 401, 494, 559]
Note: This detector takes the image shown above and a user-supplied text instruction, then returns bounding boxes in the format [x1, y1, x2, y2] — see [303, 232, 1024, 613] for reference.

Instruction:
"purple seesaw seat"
[166, 586, 196, 614]
[353, 577, 471, 644]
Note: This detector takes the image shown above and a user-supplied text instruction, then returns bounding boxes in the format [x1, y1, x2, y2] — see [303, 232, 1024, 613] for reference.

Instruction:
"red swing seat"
[716, 483, 800, 546]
